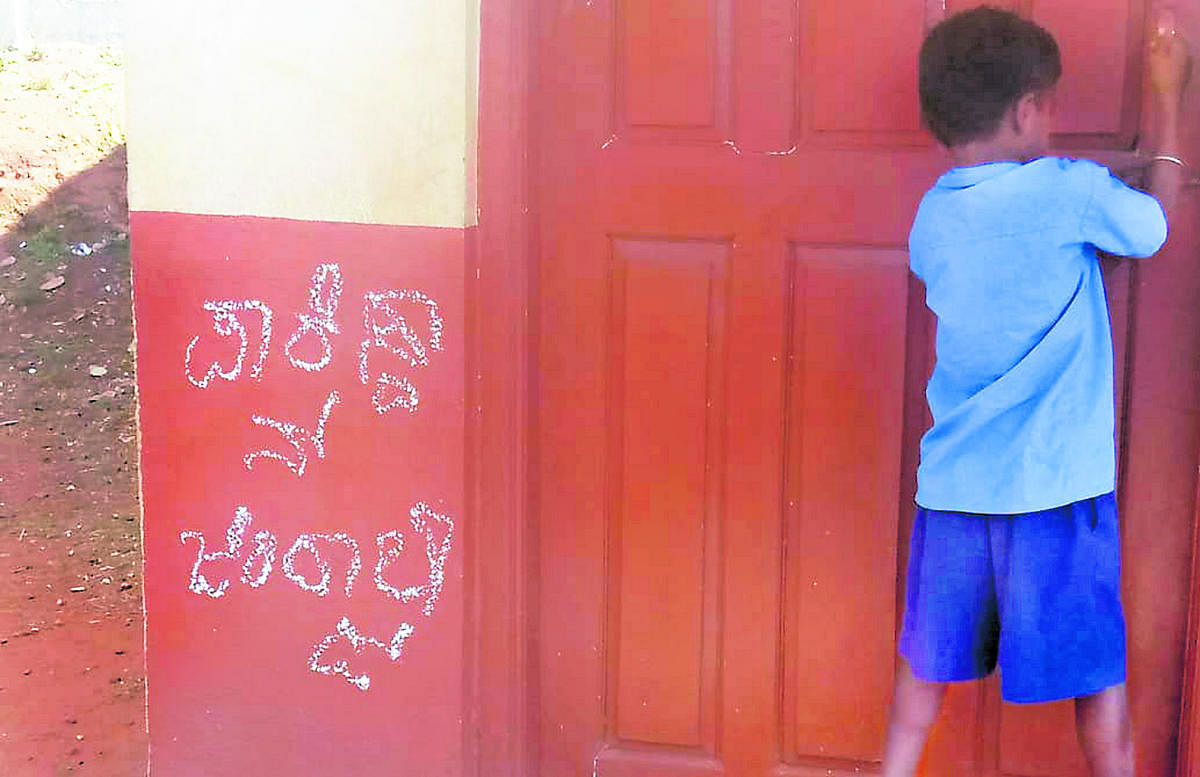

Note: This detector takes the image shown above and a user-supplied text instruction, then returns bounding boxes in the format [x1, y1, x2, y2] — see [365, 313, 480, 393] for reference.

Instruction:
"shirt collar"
[936, 161, 1022, 189]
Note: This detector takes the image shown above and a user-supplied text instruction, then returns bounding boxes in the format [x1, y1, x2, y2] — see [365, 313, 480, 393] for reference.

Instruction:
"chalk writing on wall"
[178, 263, 453, 691]
[240, 529, 277, 589]
[179, 501, 453, 691]
[179, 505, 254, 599]
[309, 617, 416, 691]
[359, 289, 444, 414]
[286, 262, 343, 373]
[185, 299, 274, 388]
[243, 390, 342, 477]
[281, 531, 362, 598]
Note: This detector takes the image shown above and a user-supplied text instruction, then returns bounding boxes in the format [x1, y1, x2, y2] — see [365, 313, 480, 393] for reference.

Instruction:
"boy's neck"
[947, 91, 1055, 168]
[949, 140, 1027, 168]
[948, 125, 1049, 167]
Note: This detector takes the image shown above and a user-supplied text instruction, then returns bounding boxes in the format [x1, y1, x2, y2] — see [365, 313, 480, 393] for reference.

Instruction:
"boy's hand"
[1148, 15, 1191, 100]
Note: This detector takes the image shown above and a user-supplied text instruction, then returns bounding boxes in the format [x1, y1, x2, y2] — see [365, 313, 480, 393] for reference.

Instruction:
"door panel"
[617, 0, 732, 144]
[805, 1, 924, 135]
[780, 247, 908, 763]
[608, 237, 727, 752]
[622, 0, 719, 128]
[532, 1, 1188, 776]
[1033, 0, 1143, 142]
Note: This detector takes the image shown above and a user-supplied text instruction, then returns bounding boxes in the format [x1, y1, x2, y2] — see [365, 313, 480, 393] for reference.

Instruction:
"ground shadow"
[0, 144, 148, 777]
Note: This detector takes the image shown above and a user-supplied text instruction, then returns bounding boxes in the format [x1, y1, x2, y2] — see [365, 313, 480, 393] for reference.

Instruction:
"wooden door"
[529, 1, 1198, 776]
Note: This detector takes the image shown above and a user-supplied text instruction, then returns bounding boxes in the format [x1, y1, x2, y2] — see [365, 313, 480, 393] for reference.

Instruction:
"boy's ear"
[1013, 92, 1040, 134]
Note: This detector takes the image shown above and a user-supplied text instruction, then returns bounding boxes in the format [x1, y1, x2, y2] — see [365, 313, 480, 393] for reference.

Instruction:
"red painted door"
[530, 1, 1199, 776]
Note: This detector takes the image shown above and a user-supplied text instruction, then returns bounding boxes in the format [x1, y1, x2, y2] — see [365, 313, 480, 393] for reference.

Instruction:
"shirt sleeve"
[1079, 161, 1168, 258]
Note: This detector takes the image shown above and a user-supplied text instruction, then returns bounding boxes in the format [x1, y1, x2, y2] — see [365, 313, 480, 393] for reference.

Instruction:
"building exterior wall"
[125, 2, 1200, 776]
[126, 2, 479, 774]
[127, 0, 478, 228]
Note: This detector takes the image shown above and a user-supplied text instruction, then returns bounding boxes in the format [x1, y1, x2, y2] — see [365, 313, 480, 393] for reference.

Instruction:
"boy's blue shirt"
[909, 156, 1167, 513]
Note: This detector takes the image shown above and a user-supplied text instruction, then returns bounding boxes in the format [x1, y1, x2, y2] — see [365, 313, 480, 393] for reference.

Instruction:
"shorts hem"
[900, 646, 994, 685]
[1000, 672, 1126, 705]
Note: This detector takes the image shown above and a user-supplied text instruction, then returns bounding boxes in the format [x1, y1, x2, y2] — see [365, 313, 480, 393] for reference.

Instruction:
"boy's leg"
[1075, 683, 1134, 777]
[888, 505, 998, 777]
[881, 656, 948, 777]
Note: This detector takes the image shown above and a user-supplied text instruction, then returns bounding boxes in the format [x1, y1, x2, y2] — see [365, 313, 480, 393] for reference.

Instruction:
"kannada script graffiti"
[285, 262, 343, 373]
[184, 299, 273, 388]
[182, 262, 444, 478]
[179, 502, 453, 691]
[178, 262, 454, 691]
[243, 390, 342, 477]
[359, 289, 444, 414]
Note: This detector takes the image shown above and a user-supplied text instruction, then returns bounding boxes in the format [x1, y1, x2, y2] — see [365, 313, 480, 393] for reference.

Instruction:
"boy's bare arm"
[1099, 23, 1188, 264]
[1143, 23, 1189, 220]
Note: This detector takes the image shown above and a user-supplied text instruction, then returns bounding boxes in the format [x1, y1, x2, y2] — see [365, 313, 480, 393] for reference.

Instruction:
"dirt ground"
[0, 45, 146, 776]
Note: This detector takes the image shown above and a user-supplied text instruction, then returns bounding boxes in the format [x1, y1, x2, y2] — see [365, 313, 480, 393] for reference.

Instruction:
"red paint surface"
[528, 1, 1198, 776]
[131, 212, 466, 777]
[469, 0, 538, 774]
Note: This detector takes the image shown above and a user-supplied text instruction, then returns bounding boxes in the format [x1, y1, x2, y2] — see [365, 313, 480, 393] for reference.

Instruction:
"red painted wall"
[132, 211, 466, 776]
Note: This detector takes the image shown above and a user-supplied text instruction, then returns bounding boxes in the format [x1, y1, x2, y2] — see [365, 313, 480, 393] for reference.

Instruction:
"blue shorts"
[899, 492, 1126, 703]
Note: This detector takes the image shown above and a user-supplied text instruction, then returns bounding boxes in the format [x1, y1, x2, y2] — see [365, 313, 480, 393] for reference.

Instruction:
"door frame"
[1177, 478, 1200, 777]
[467, 2, 1200, 776]
[467, 0, 537, 774]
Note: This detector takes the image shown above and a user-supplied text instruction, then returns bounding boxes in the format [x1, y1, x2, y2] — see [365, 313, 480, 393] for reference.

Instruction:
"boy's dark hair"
[919, 6, 1061, 147]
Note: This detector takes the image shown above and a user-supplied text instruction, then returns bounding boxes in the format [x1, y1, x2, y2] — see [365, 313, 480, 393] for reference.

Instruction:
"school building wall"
[125, 1, 479, 774]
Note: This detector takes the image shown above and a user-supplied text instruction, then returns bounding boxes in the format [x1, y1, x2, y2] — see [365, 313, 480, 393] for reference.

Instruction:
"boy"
[883, 7, 1190, 777]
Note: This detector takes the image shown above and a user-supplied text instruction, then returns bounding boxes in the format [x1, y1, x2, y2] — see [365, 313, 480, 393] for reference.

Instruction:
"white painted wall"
[125, 0, 480, 229]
